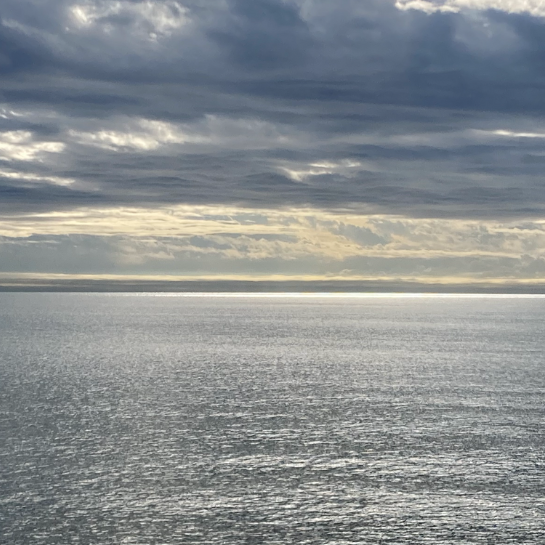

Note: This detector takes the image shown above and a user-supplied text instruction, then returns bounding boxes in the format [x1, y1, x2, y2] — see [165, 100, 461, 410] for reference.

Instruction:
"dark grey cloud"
[1, 0, 545, 219]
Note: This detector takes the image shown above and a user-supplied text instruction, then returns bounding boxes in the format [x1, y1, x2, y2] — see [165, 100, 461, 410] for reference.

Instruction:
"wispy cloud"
[396, 0, 545, 16]
[2, 205, 545, 282]
[69, 0, 189, 38]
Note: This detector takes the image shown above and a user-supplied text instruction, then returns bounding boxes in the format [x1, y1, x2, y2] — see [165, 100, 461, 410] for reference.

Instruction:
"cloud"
[69, 119, 194, 151]
[2, 93, 545, 220]
[396, 0, 545, 17]
[0, 207, 545, 283]
[2, 205, 545, 283]
[0, 130, 64, 161]
[69, 1, 189, 39]
[487, 129, 545, 138]
[1, 0, 545, 281]
[0, 169, 75, 186]
[281, 160, 371, 182]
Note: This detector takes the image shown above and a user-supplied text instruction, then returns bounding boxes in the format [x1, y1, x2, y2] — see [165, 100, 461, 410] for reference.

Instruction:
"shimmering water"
[1, 293, 544, 544]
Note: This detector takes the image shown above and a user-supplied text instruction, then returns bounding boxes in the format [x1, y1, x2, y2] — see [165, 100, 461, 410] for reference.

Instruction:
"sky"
[2, 0, 545, 287]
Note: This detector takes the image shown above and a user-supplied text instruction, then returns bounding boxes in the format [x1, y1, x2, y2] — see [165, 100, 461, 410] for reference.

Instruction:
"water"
[1, 293, 544, 544]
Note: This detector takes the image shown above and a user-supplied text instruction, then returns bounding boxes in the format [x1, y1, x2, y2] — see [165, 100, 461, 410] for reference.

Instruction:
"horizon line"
[2, 290, 545, 298]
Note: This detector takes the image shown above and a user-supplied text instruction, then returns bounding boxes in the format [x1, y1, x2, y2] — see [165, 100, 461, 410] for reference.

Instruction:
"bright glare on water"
[1, 293, 544, 544]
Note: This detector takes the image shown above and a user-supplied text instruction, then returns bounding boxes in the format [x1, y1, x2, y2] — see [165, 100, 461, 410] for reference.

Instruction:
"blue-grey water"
[1, 293, 544, 544]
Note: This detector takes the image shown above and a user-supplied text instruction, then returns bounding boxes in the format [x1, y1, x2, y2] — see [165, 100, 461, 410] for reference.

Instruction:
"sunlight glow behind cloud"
[0, 132, 64, 162]
[396, 0, 545, 16]
[70, 120, 194, 151]
[69, 1, 189, 39]
[2, 205, 545, 284]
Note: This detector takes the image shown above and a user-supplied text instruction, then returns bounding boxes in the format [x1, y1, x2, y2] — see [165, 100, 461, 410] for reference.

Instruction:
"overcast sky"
[2, 0, 545, 286]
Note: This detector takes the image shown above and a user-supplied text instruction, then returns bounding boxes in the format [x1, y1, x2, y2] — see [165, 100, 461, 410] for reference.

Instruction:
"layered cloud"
[2, 105, 545, 220]
[1, 0, 545, 283]
[2, 206, 545, 283]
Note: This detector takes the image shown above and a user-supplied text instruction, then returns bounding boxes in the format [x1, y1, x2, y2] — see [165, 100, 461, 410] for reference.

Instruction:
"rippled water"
[1, 293, 544, 544]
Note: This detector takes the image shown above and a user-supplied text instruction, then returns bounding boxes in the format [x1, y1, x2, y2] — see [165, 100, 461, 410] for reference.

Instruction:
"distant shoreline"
[2, 279, 545, 294]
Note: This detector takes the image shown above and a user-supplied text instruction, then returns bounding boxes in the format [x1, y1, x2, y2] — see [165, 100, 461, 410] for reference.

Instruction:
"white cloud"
[69, 0, 189, 39]
[281, 159, 371, 182]
[0, 131, 64, 162]
[490, 129, 545, 138]
[470, 128, 545, 139]
[69, 119, 195, 151]
[0, 107, 26, 120]
[0, 169, 75, 186]
[69, 115, 296, 153]
[395, 0, 545, 17]
[395, 1, 459, 13]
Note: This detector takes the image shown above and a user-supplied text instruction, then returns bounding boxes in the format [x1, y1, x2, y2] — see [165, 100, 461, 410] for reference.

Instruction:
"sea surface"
[1, 293, 544, 544]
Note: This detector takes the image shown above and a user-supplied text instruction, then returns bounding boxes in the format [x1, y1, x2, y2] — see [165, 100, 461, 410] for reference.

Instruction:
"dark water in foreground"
[1, 293, 544, 544]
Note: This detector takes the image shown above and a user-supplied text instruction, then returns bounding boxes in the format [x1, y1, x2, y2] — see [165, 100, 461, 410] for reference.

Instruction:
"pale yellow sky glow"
[2, 205, 545, 285]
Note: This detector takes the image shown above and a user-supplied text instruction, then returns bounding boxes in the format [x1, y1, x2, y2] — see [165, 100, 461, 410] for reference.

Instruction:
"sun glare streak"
[116, 292, 545, 298]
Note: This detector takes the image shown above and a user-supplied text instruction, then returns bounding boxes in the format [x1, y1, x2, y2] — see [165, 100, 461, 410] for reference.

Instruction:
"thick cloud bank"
[1, 0, 545, 282]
